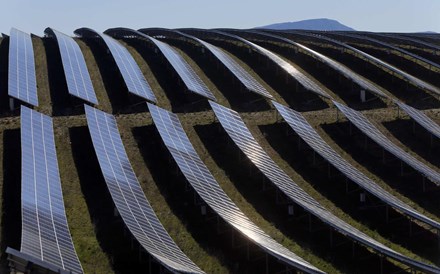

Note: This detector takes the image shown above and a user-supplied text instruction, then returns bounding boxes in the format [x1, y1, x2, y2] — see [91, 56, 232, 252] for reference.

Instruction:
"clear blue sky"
[1, 0, 439, 36]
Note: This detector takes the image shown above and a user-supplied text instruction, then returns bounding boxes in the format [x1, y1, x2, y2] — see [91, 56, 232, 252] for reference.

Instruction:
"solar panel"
[251, 30, 388, 98]
[84, 105, 203, 274]
[44, 28, 98, 105]
[209, 100, 440, 274]
[74, 28, 157, 103]
[394, 100, 440, 139]
[289, 31, 440, 96]
[206, 30, 332, 99]
[334, 101, 440, 185]
[173, 31, 273, 99]
[397, 34, 440, 51]
[20, 106, 83, 273]
[273, 101, 440, 230]
[106, 28, 216, 101]
[147, 103, 324, 274]
[331, 32, 440, 70]
[8, 28, 38, 106]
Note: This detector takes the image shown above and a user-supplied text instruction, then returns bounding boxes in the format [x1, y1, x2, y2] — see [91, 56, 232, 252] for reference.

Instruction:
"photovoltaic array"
[273, 101, 440, 229]
[334, 101, 440, 185]
[84, 105, 203, 274]
[107, 28, 216, 101]
[173, 30, 273, 99]
[206, 30, 331, 99]
[394, 100, 440, 139]
[2, 25, 439, 274]
[44, 28, 98, 105]
[8, 28, 38, 106]
[294, 31, 440, 95]
[250, 30, 388, 98]
[74, 28, 157, 103]
[209, 100, 440, 274]
[20, 106, 83, 273]
[331, 32, 440, 70]
[148, 102, 325, 274]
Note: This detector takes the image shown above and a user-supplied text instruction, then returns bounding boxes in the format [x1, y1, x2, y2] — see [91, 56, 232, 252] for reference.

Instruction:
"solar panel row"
[396, 34, 440, 51]
[273, 101, 440, 229]
[174, 30, 273, 99]
[107, 28, 217, 101]
[293, 32, 440, 96]
[394, 100, 440, 139]
[8, 28, 38, 106]
[74, 28, 157, 103]
[205, 30, 332, 99]
[331, 32, 440, 70]
[334, 101, 440, 185]
[148, 102, 325, 274]
[84, 105, 203, 274]
[45, 28, 98, 105]
[254, 31, 440, 142]
[209, 101, 440, 274]
[251, 30, 388, 98]
[21, 106, 83, 273]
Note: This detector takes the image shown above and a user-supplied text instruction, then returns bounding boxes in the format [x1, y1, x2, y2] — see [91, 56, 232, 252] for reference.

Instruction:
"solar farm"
[0, 27, 439, 274]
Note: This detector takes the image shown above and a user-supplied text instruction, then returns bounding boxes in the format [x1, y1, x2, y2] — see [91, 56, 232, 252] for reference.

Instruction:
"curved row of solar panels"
[147, 103, 325, 274]
[19, 106, 83, 273]
[209, 101, 440, 274]
[74, 28, 157, 103]
[44, 28, 98, 105]
[203, 30, 332, 99]
[8, 28, 38, 106]
[84, 105, 204, 274]
[105, 28, 217, 101]
[292, 31, 440, 95]
[2, 27, 440, 274]
[140, 28, 274, 99]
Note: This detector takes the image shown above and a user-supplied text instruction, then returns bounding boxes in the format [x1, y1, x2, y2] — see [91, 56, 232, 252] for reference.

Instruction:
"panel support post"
[329, 228, 333, 247]
[437, 229, 440, 250]
[265, 254, 269, 274]
[380, 256, 383, 274]
[385, 205, 389, 224]
[352, 242, 355, 258]
[9, 98, 14, 112]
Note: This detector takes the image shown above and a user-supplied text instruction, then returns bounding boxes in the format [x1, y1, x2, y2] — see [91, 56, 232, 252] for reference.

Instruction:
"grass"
[54, 118, 113, 273]
[32, 37, 53, 116]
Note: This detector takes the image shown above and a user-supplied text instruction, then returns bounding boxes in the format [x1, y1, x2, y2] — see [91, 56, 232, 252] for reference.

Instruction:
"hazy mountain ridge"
[257, 18, 355, 31]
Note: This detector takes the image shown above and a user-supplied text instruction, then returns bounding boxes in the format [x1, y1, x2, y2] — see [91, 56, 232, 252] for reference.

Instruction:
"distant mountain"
[257, 18, 355, 31]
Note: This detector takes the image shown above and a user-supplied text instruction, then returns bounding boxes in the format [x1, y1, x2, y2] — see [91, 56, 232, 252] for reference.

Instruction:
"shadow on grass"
[0, 38, 14, 116]
[0, 130, 21, 270]
[69, 126, 157, 273]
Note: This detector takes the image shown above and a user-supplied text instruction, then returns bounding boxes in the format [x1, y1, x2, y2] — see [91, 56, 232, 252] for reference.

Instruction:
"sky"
[1, 0, 439, 36]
